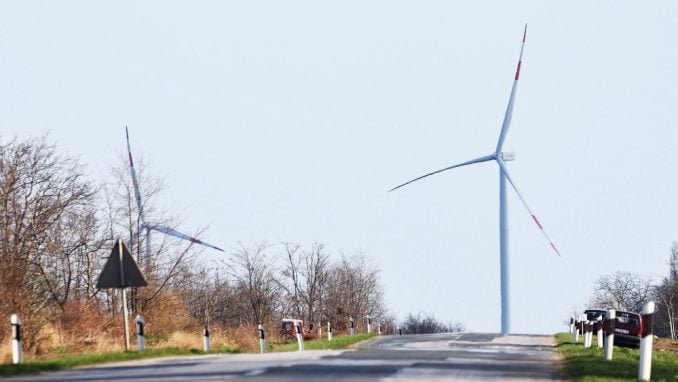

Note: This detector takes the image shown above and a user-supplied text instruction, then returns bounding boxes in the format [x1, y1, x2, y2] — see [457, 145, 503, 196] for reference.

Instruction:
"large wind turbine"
[389, 26, 560, 334]
[125, 127, 224, 268]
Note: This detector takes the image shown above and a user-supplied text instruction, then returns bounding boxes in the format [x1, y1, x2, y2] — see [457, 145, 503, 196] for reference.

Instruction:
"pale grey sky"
[1, 1, 676, 334]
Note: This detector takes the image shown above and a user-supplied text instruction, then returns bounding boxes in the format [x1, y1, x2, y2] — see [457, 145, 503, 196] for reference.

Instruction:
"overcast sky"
[1, 1, 676, 334]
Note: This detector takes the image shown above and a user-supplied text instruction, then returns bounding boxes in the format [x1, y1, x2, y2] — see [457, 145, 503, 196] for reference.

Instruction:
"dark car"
[600, 309, 643, 348]
[584, 309, 606, 332]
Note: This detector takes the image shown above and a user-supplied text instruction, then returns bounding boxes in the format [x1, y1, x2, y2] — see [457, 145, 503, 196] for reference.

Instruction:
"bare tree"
[324, 253, 386, 332]
[279, 242, 331, 324]
[280, 242, 303, 318]
[655, 242, 678, 339]
[101, 153, 211, 316]
[589, 271, 653, 312]
[226, 243, 282, 325]
[299, 242, 330, 324]
[402, 312, 465, 334]
[0, 135, 98, 350]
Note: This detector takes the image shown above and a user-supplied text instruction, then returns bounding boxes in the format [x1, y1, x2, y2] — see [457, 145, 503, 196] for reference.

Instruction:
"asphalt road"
[6, 332, 562, 381]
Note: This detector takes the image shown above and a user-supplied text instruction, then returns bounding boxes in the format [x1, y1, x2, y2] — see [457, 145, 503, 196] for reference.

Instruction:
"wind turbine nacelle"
[501, 152, 516, 161]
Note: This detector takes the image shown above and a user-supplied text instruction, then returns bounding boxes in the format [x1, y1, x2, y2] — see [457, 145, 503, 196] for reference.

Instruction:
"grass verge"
[0, 346, 240, 377]
[270, 332, 378, 352]
[0, 334, 377, 377]
[555, 332, 678, 381]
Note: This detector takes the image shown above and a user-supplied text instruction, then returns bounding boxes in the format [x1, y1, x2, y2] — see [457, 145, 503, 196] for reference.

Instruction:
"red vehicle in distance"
[280, 319, 317, 341]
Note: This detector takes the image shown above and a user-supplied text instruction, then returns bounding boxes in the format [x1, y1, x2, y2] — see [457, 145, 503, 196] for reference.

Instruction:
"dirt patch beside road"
[655, 338, 678, 353]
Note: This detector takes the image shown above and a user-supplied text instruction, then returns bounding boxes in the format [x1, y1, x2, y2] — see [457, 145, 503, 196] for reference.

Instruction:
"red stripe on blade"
[531, 214, 543, 229]
[515, 61, 522, 80]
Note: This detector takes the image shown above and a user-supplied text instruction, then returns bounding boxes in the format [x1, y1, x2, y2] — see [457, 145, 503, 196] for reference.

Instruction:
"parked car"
[600, 309, 643, 348]
[280, 319, 317, 341]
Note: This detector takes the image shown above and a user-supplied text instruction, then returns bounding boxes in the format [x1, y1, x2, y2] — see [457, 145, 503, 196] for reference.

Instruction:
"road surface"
[6, 332, 562, 381]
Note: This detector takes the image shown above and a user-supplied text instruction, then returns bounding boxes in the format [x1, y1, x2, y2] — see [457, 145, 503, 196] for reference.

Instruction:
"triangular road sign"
[96, 239, 147, 289]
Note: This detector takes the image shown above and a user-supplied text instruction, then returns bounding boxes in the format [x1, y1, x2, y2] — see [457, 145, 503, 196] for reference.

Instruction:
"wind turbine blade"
[150, 225, 225, 252]
[126, 126, 147, 227]
[496, 158, 561, 256]
[495, 24, 527, 153]
[389, 154, 494, 192]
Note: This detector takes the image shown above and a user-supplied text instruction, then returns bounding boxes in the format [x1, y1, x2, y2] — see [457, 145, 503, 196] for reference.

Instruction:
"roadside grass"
[555, 332, 678, 381]
[270, 332, 378, 352]
[0, 333, 377, 377]
[0, 345, 240, 377]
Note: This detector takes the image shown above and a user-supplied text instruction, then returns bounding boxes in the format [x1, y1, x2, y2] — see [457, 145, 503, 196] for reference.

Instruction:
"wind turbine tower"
[389, 26, 560, 334]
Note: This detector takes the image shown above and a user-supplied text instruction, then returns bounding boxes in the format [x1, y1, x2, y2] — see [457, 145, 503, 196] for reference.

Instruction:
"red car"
[281, 319, 317, 341]
[601, 309, 643, 348]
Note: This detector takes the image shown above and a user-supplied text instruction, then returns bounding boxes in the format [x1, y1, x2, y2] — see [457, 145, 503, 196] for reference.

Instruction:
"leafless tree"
[402, 312, 465, 334]
[226, 243, 282, 325]
[0, 135, 99, 350]
[299, 242, 330, 324]
[280, 242, 303, 318]
[280, 242, 330, 325]
[589, 270, 653, 313]
[101, 153, 211, 317]
[655, 242, 678, 339]
[323, 253, 387, 332]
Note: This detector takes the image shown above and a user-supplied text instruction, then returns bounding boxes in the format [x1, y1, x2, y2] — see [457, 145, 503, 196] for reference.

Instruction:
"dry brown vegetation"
[655, 338, 678, 354]
[0, 134, 393, 362]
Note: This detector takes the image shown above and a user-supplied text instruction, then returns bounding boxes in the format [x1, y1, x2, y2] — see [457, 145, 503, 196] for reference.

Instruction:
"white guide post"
[349, 317, 355, 336]
[327, 321, 332, 341]
[596, 316, 603, 348]
[377, 323, 382, 335]
[10, 314, 22, 364]
[604, 309, 615, 361]
[569, 316, 574, 334]
[203, 325, 210, 352]
[366, 315, 372, 334]
[136, 315, 145, 351]
[258, 324, 266, 354]
[294, 322, 304, 351]
[583, 321, 591, 348]
[574, 316, 580, 342]
[638, 301, 655, 381]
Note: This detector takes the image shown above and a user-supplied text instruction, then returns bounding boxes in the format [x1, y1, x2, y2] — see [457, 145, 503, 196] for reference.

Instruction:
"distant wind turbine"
[389, 25, 560, 334]
[125, 127, 224, 268]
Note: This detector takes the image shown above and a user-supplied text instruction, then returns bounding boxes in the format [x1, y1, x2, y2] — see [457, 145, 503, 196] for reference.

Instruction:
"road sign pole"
[119, 240, 130, 351]
[122, 288, 130, 351]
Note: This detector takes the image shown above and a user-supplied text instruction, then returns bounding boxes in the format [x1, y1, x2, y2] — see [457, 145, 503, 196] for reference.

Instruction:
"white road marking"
[244, 368, 267, 376]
